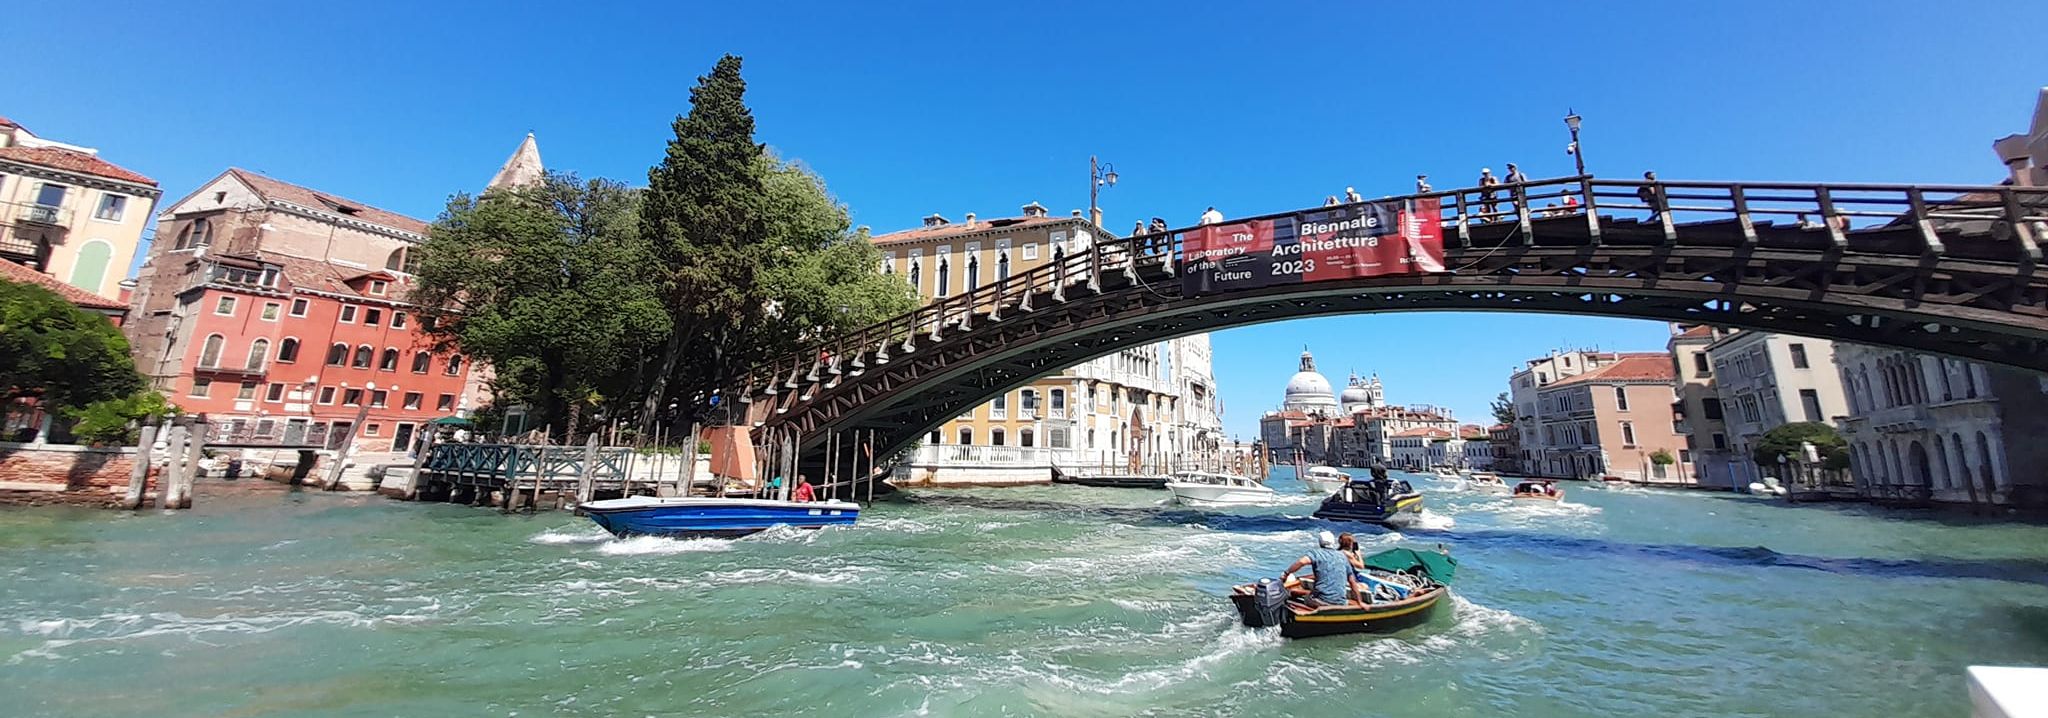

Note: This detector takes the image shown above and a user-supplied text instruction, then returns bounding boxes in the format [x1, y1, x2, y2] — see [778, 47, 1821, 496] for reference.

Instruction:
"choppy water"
[5, 470, 2048, 717]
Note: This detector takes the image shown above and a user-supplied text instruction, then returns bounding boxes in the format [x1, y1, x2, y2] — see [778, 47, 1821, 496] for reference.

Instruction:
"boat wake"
[1340, 594, 1539, 668]
[595, 535, 735, 556]
[528, 526, 614, 545]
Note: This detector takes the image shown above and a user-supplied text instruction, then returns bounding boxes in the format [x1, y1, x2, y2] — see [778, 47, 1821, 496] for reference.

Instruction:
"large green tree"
[636, 55, 914, 430]
[1751, 421, 1850, 471]
[411, 173, 668, 435]
[0, 279, 144, 415]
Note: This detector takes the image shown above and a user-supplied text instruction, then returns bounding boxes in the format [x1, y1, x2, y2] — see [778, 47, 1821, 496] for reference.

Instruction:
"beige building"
[1517, 351, 1689, 481]
[1705, 331, 1849, 488]
[1668, 324, 1737, 488]
[877, 205, 1227, 485]
[0, 115, 160, 299]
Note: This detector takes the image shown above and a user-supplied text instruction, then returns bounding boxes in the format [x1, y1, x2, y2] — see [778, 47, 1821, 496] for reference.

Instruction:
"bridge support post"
[1731, 185, 1758, 246]
[1087, 246, 1102, 292]
[1907, 188, 1947, 256]
[1815, 187, 1849, 248]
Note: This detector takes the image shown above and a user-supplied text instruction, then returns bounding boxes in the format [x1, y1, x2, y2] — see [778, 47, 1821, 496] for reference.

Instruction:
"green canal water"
[5, 470, 2048, 717]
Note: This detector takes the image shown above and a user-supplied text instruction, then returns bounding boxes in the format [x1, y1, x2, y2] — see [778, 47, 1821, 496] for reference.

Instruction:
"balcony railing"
[9, 202, 72, 226]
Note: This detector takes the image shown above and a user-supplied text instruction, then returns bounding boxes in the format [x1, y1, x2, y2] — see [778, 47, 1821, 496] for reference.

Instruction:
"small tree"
[1649, 448, 1676, 465]
[1489, 392, 1516, 426]
[1751, 421, 1847, 470]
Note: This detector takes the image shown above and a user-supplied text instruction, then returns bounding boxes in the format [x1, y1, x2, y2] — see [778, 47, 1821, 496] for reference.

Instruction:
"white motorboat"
[1166, 471, 1276, 506]
[1464, 471, 1510, 494]
[1430, 467, 1460, 479]
[1300, 466, 1351, 494]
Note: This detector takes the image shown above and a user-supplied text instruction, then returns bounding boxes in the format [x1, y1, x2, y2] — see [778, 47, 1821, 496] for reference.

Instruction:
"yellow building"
[0, 115, 161, 299]
[874, 204, 1226, 486]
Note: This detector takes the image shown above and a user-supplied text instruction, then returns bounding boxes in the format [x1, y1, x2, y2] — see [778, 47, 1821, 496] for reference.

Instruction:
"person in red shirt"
[792, 476, 815, 503]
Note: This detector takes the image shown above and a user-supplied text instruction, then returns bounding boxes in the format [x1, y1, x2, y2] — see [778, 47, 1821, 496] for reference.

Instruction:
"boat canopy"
[1363, 548, 1458, 583]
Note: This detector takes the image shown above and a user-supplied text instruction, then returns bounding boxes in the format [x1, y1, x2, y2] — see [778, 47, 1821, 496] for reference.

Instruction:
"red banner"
[1180, 198, 1444, 295]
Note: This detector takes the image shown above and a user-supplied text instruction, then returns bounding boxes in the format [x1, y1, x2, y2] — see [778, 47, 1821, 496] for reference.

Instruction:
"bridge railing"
[740, 176, 2048, 406]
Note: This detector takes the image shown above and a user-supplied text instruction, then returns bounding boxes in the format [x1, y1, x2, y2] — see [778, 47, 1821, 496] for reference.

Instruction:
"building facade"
[1519, 351, 1690, 481]
[1668, 324, 1737, 487]
[122, 139, 533, 453]
[879, 206, 1227, 484]
[1834, 344, 2048, 507]
[1259, 351, 1455, 469]
[1487, 423, 1518, 474]
[1705, 331, 1849, 488]
[0, 115, 160, 300]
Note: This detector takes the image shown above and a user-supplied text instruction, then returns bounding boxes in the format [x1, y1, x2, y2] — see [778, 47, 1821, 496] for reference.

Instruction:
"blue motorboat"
[579, 496, 861, 538]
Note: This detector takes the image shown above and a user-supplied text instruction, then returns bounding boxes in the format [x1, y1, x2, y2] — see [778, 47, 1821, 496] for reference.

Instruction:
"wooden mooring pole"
[124, 425, 156, 510]
[576, 433, 599, 506]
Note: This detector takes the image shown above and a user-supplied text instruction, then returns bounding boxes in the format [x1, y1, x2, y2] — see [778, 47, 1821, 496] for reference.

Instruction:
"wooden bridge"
[723, 174, 2048, 487]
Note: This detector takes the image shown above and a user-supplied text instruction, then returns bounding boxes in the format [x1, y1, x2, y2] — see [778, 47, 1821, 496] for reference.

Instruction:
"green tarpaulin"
[1364, 548, 1458, 584]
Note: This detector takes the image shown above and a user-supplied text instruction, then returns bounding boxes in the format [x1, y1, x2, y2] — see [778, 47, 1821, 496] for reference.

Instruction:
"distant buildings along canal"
[1259, 349, 1460, 468]
[874, 206, 1227, 484]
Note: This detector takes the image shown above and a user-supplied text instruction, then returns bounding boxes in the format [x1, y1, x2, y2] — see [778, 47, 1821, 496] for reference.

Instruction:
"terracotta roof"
[1675, 325, 1714, 339]
[229, 168, 428, 235]
[1488, 423, 1512, 431]
[1393, 427, 1452, 438]
[0, 146, 155, 186]
[226, 251, 412, 301]
[0, 259, 125, 311]
[871, 215, 1073, 246]
[1548, 353, 1675, 387]
[0, 115, 17, 129]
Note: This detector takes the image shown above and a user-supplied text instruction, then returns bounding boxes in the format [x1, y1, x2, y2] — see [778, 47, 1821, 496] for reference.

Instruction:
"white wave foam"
[595, 536, 734, 556]
[861, 517, 939, 534]
[1340, 594, 1539, 669]
[529, 526, 614, 545]
[1406, 509, 1456, 530]
[9, 610, 387, 663]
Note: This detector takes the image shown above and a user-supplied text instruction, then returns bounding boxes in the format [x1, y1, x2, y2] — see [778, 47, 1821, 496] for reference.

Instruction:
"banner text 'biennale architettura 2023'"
[1179, 198, 1446, 295]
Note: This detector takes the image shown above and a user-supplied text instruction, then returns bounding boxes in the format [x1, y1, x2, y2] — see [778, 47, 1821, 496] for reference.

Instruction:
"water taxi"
[1464, 472, 1510, 493]
[1229, 547, 1456, 638]
[1299, 466, 1351, 494]
[1311, 477, 1425, 526]
[1511, 480, 1563, 501]
[1164, 471, 1275, 506]
[579, 496, 859, 538]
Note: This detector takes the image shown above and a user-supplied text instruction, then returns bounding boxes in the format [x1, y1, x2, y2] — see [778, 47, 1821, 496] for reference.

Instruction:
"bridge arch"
[730, 176, 2048, 481]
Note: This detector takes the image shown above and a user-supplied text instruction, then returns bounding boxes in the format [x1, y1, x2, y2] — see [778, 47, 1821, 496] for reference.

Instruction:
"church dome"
[1283, 349, 1340, 414]
[1341, 380, 1374, 407]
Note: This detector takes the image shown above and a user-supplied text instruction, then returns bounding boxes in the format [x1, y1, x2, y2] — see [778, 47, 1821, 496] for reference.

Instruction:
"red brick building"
[123, 137, 536, 452]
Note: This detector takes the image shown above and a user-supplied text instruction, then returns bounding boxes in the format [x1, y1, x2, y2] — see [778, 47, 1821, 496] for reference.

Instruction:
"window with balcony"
[412, 352, 431, 373]
[214, 296, 237, 316]
[1020, 428, 1036, 448]
[245, 339, 270, 371]
[174, 218, 213, 250]
[94, 194, 126, 222]
[958, 428, 973, 446]
[33, 183, 67, 215]
[289, 298, 309, 317]
[991, 428, 1006, 446]
[352, 345, 373, 368]
[991, 392, 1007, 418]
[379, 348, 399, 371]
[1050, 389, 1066, 417]
[927, 430, 942, 445]
[1020, 389, 1038, 416]
[1050, 427, 1070, 449]
[199, 334, 225, 368]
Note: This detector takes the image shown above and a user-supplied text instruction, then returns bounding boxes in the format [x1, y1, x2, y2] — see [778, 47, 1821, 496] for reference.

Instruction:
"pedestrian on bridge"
[1200, 206, 1223, 225]
[1639, 171, 1665, 221]
[1415, 175, 1432, 193]
[1478, 168, 1500, 218]
[1344, 187, 1363, 204]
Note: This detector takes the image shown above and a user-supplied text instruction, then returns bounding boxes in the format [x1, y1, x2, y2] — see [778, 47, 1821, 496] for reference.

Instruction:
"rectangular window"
[290, 298, 309, 317]
[266, 382, 286, 402]
[403, 392, 422, 410]
[343, 388, 363, 406]
[214, 296, 237, 316]
[369, 280, 387, 296]
[365, 423, 381, 437]
[1790, 343, 1809, 369]
[189, 378, 212, 398]
[236, 381, 258, 400]
[1022, 242, 1039, 260]
[94, 193, 127, 221]
[370, 390, 388, 408]
[35, 182, 67, 208]
[261, 302, 281, 321]
[391, 311, 407, 329]
[1619, 421, 1637, 446]
[318, 386, 337, 405]
[365, 308, 382, 326]
[1702, 397, 1723, 421]
[1614, 386, 1629, 411]
[1711, 433, 1728, 450]
[339, 305, 358, 323]
[1800, 389, 1823, 422]
[1679, 449, 1692, 463]
[1694, 353, 1711, 376]
[436, 394, 456, 411]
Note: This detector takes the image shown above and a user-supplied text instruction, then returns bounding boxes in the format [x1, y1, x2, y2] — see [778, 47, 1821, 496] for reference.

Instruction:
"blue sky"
[6, 1, 2042, 439]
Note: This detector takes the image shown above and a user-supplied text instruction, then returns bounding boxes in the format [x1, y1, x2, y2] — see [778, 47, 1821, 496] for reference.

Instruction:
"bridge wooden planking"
[726, 176, 2048, 486]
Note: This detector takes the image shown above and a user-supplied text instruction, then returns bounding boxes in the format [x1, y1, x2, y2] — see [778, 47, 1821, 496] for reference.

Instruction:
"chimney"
[1071, 209, 1083, 218]
[1022, 201, 1048, 218]
[923, 213, 950, 228]
[964, 212, 977, 227]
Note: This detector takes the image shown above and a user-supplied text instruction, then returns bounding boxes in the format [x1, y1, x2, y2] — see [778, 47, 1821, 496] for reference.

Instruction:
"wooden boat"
[1299, 466, 1351, 494]
[579, 496, 859, 538]
[1511, 480, 1563, 501]
[1229, 547, 1456, 638]
[1464, 472, 1510, 494]
[1166, 471, 1275, 506]
[1312, 477, 1424, 526]
[1051, 466, 1168, 489]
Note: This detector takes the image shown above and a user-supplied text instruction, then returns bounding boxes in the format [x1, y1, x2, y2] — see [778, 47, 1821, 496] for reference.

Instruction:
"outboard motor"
[1246, 578, 1291, 628]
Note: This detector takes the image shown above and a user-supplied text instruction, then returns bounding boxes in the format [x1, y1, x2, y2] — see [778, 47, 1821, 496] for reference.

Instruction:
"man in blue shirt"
[1281, 531, 1362, 608]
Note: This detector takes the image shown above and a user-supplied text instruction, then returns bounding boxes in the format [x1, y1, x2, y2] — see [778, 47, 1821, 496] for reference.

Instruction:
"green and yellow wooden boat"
[1229, 547, 1456, 639]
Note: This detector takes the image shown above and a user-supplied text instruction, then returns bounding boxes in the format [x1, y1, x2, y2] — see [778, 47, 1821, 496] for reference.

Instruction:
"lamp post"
[1564, 110, 1586, 177]
[1089, 156, 1118, 228]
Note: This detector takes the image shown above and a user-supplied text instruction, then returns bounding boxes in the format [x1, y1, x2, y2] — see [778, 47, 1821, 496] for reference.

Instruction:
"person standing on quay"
[1478, 168, 1500, 219]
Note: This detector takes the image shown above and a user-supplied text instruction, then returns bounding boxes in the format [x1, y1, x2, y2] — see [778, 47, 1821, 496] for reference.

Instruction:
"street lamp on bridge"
[1564, 110, 1587, 177]
[1089, 155, 1118, 228]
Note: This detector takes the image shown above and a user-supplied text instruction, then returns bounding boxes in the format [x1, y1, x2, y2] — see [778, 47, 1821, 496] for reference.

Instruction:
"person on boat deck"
[1338, 533, 1412, 603]
[792, 476, 816, 503]
[1281, 531, 1362, 607]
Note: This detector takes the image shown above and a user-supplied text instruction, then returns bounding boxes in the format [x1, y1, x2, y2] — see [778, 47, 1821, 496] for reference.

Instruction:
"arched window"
[277, 337, 300, 363]
[908, 262, 921, 292]
[199, 334, 225, 368]
[1020, 428, 1036, 448]
[326, 343, 349, 366]
[1977, 431, 1999, 491]
[412, 352, 432, 373]
[991, 428, 1006, 446]
[379, 348, 399, 371]
[1931, 435, 1952, 490]
[958, 427, 973, 446]
[997, 252, 1010, 281]
[352, 345, 374, 368]
[1938, 360, 1956, 402]
[385, 248, 416, 273]
[245, 338, 270, 371]
[175, 218, 213, 250]
[1050, 388, 1066, 415]
[936, 259, 949, 297]
[967, 256, 980, 288]
[445, 355, 464, 375]
[1020, 389, 1039, 415]
[1963, 362, 1980, 399]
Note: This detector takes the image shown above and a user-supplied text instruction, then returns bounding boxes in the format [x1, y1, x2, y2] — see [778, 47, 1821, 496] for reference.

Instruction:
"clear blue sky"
[6, 1, 2042, 439]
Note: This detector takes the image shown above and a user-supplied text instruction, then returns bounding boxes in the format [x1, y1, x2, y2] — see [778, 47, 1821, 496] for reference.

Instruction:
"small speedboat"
[1229, 547, 1456, 638]
[1312, 478, 1425, 526]
[1511, 480, 1563, 502]
[1300, 466, 1351, 494]
[1165, 471, 1275, 506]
[579, 496, 859, 538]
[1464, 472, 1510, 494]
[1430, 467, 1459, 479]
